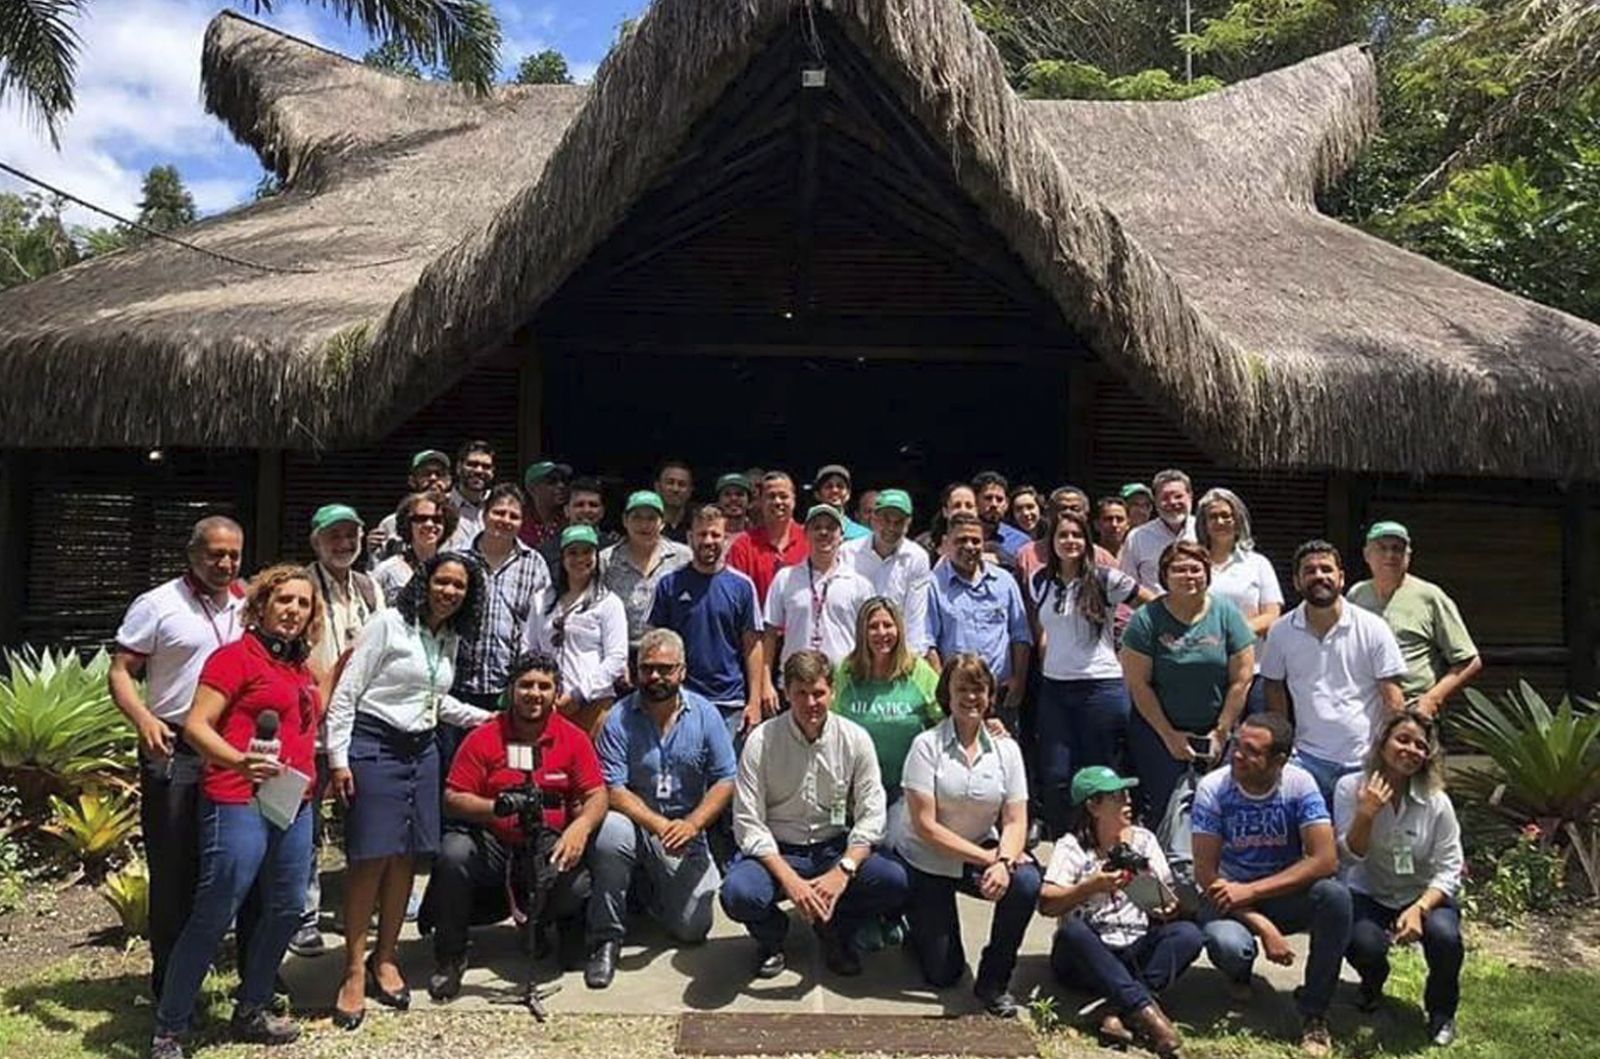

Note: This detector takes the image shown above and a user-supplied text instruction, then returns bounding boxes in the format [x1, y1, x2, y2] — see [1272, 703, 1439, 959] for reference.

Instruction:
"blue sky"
[0, 1, 643, 228]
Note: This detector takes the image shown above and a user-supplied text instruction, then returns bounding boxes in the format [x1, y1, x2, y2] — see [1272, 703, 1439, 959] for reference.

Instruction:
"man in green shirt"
[1348, 521, 1482, 716]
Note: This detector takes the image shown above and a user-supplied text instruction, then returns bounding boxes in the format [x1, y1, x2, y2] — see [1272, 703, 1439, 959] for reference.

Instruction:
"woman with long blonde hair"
[831, 596, 941, 798]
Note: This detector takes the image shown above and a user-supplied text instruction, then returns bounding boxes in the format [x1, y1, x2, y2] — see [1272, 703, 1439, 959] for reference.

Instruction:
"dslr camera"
[1105, 841, 1151, 874]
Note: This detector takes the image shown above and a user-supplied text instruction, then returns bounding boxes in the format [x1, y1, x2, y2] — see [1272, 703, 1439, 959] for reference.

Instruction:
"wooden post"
[1066, 363, 1094, 486]
[1325, 472, 1353, 557]
[253, 449, 284, 567]
[0, 452, 28, 647]
[1563, 484, 1597, 696]
[518, 339, 545, 474]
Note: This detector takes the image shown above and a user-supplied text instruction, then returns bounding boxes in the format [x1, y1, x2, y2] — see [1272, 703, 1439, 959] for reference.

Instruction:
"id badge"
[829, 797, 848, 828]
[656, 772, 674, 803]
[1392, 844, 1415, 876]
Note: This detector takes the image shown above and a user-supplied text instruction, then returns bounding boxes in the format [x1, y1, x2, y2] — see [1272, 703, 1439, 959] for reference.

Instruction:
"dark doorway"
[543, 349, 1069, 507]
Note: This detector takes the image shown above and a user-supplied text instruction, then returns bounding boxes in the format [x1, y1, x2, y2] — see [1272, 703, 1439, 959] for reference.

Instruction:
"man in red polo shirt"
[726, 471, 808, 607]
[422, 653, 607, 1001]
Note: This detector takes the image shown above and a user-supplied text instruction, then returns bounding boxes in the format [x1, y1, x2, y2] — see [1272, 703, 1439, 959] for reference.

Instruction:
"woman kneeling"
[1040, 766, 1201, 1057]
[895, 654, 1040, 1017]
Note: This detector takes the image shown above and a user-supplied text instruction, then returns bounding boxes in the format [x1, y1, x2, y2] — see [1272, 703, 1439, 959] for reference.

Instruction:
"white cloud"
[0, 0, 321, 228]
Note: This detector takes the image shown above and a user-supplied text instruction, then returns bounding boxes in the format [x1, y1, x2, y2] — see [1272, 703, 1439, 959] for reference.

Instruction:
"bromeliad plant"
[101, 859, 151, 941]
[0, 647, 136, 811]
[44, 788, 139, 882]
[1449, 680, 1600, 897]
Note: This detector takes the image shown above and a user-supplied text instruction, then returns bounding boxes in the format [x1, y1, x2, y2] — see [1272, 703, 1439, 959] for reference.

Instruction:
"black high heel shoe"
[331, 1003, 365, 1031]
[365, 955, 411, 1011]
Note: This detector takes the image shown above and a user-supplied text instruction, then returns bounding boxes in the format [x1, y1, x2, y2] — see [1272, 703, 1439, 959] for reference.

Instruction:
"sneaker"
[287, 926, 325, 958]
[754, 946, 786, 979]
[1299, 1015, 1332, 1057]
[149, 1034, 184, 1059]
[231, 1006, 301, 1046]
[1429, 1015, 1457, 1048]
[974, 984, 1019, 1019]
[882, 916, 907, 947]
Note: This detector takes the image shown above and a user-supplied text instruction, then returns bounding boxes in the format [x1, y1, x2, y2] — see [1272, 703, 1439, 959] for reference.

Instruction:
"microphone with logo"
[247, 710, 282, 772]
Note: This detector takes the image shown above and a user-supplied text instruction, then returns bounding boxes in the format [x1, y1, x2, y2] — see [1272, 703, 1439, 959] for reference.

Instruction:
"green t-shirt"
[831, 658, 942, 789]
[1348, 575, 1478, 700]
[1122, 597, 1254, 731]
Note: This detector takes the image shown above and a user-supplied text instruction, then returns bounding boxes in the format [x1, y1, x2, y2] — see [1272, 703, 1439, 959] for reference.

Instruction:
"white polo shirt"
[1118, 515, 1196, 591]
[114, 577, 247, 723]
[842, 535, 932, 654]
[1259, 602, 1407, 766]
[763, 559, 874, 667]
[896, 720, 1027, 878]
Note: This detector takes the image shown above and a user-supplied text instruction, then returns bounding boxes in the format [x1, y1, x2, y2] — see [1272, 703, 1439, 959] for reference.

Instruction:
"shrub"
[1450, 680, 1600, 896]
[0, 647, 135, 811]
[44, 788, 139, 882]
[1464, 824, 1566, 925]
[101, 859, 150, 940]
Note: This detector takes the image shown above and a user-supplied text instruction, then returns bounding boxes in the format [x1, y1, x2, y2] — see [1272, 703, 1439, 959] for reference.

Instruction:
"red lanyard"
[187, 576, 236, 648]
[807, 563, 832, 649]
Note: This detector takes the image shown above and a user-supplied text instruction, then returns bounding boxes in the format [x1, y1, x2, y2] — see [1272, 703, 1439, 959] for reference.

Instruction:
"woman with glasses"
[1196, 488, 1282, 716]
[524, 524, 628, 738]
[372, 492, 460, 605]
[149, 565, 325, 1059]
[325, 552, 492, 1029]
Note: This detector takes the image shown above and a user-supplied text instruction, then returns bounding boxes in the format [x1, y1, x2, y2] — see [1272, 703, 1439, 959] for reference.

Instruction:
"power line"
[0, 159, 316, 275]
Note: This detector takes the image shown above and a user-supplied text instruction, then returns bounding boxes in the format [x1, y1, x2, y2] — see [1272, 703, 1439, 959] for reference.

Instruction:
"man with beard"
[714, 473, 754, 539]
[586, 629, 738, 988]
[538, 477, 620, 571]
[425, 653, 606, 1001]
[1260, 541, 1407, 806]
[726, 471, 808, 607]
[368, 450, 453, 560]
[1119, 470, 1197, 591]
[294, 504, 384, 956]
[973, 470, 1030, 562]
[655, 459, 696, 543]
[842, 489, 931, 654]
[649, 507, 764, 739]
[442, 441, 495, 551]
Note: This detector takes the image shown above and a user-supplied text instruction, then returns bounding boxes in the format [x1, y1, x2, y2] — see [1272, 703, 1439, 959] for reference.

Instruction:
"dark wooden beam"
[253, 449, 283, 567]
[543, 336, 1074, 364]
[1563, 483, 1597, 695]
[518, 340, 545, 473]
[1066, 364, 1094, 485]
[792, 66, 822, 320]
[540, 311, 1078, 351]
[0, 452, 28, 648]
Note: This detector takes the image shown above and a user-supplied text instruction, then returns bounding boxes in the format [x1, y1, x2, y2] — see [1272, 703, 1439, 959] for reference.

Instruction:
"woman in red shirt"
[150, 565, 324, 1059]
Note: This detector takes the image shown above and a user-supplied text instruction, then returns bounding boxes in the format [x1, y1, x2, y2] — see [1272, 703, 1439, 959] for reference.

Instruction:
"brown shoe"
[1097, 1012, 1135, 1047]
[1129, 1002, 1183, 1057]
[1299, 1016, 1332, 1057]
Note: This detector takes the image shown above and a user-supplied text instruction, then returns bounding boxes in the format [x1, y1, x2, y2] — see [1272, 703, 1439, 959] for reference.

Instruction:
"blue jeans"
[1127, 711, 1190, 827]
[1037, 677, 1130, 834]
[155, 799, 314, 1035]
[902, 857, 1042, 994]
[589, 811, 721, 945]
[1050, 918, 1205, 1014]
[1347, 893, 1462, 1019]
[719, 838, 909, 951]
[1291, 750, 1361, 809]
[1201, 877, 1353, 1017]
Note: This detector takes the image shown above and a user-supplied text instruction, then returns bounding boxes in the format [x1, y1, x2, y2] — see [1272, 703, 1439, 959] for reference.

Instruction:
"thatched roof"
[2, 0, 1598, 480]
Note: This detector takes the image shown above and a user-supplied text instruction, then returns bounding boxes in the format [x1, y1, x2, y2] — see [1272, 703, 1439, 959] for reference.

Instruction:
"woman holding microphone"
[149, 565, 324, 1059]
[325, 552, 492, 1029]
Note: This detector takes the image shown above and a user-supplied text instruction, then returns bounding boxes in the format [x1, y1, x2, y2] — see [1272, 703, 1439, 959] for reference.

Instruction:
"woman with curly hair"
[324, 552, 493, 1029]
[150, 565, 325, 1059]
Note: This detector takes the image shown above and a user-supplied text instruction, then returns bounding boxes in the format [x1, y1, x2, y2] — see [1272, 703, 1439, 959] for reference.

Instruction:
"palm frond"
[252, 0, 502, 92]
[0, 0, 88, 146]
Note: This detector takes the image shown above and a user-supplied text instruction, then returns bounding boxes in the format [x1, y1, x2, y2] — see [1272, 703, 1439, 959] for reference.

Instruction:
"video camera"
[489, 781, 565, 1020]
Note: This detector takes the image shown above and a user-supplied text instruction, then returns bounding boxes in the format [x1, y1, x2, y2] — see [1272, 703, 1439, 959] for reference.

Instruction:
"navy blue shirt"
[597, 690, 738, 822]
[649, 565, 762, 706]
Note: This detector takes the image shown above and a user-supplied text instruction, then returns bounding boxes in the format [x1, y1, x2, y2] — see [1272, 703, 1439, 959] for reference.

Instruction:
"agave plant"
[1450, 680, 1600, 895]
[101, 859, 150, 940]
[0, 646, 136, 810]
[44, 788, 139, 881]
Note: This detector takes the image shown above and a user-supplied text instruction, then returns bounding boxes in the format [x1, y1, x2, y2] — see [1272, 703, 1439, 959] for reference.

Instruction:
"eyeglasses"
[638, 662, 681, 677]
[411, 514, 446, 525]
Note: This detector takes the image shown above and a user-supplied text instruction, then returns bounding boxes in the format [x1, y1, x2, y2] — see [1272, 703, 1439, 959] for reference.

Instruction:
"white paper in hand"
[255, 765, 311, 830]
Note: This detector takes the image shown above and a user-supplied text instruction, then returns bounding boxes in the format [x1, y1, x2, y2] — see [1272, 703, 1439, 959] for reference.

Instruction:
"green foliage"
[131, 164, 195, 239]
[0, 647, 135, 812]
[363, 37, 424, 78]
[100, 859, 149, 939]
[1450, 681, 1600, 828]
[0, 191, 77, 290]
[0, 834, 26, 915]
[1463, 824, 1566, 925]
[44, 788, 138, 881]
[514, 48, 572, 85]
[1022, 59, 1223, 100]
[1024, 985, 1061, 1032]
[0, 0, 88, 145]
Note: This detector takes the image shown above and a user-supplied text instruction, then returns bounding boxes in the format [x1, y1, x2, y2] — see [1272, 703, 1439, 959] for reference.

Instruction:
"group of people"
[110, 444, 1482, 1059]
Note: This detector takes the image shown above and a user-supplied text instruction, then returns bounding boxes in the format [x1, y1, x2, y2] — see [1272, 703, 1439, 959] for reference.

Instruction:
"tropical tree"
[363, 37, 425, 78]
[0, 0, 503, 145]
[514, 48, 572, 85]
[134, 164, 196, 237]
[0, 190, 76, 289]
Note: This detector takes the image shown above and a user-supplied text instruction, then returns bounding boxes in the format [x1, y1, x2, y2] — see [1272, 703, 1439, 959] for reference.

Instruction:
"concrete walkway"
[281, 859, 1355, 1034]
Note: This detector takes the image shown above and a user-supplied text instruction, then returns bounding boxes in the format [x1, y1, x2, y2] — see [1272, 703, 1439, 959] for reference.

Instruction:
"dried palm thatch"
[1, 0, 1598, 480]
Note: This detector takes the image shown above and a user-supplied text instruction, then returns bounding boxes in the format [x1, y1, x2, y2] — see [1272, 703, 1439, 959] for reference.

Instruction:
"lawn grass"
[3, 947, 1598, 1059]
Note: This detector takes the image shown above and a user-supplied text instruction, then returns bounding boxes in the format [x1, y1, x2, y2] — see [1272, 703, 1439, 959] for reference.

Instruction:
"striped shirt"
[453, 537, 551, 696]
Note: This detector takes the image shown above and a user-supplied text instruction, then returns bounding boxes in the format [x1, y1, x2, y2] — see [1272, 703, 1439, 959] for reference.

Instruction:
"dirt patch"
[0, 880, 127, 987]
[1471, 902, 1600, 971]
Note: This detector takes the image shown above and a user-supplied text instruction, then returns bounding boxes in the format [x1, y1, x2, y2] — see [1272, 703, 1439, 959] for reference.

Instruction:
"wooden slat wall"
[1087, 371, 1329, 596]
[277, 364, 519, 563]
[19, 451, 253, 650]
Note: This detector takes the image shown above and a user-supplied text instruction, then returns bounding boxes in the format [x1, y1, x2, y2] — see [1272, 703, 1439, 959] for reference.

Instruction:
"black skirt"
[345, 713, 441, 862]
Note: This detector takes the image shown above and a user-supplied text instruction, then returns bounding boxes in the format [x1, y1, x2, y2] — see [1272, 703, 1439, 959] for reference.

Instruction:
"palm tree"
[1, 0, 502, 146]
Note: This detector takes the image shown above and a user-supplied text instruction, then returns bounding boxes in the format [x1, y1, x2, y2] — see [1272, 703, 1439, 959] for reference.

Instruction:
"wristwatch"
[837, 857, 859, 879]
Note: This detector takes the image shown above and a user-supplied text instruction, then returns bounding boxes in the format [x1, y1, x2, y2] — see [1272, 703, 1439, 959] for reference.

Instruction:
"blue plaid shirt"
[453, 537, 551, 696]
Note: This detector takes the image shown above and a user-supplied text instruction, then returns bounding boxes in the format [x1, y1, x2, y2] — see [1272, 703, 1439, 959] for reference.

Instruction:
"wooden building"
[0, 0, 1596, 700]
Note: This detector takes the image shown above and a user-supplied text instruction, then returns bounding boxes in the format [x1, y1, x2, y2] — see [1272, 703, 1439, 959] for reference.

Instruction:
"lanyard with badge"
[315, 565, 369, 651]
[187, 577, 238, 647]
[417, 623, 444, 726]
[807, 564, 832, 650]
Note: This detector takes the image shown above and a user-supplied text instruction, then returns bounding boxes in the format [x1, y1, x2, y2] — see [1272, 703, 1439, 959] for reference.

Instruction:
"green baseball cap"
[1120, 482, 1154, 500]
[1366, 520, 1411, 544]
[310, 503, 363, 535]
[625, 490, 665, 516]
[804, 503, 844, 528]
[411, 449, 450, 471]
[874, 488, 913, 516]
[1070, 765, 1140, 806]
[560, 524, 600, 551]
[715, 473, 752, 495]
[523, 460, 573, 486]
